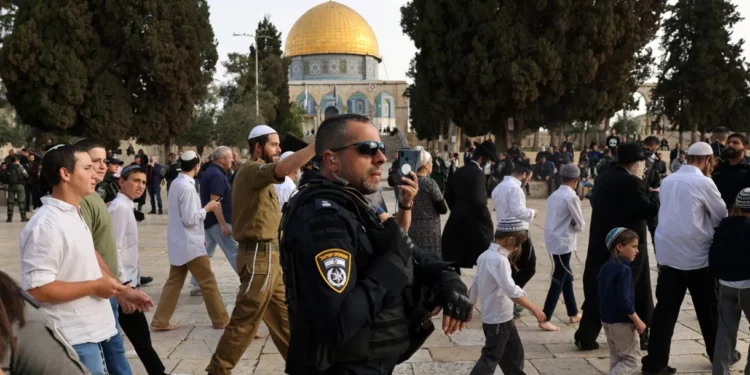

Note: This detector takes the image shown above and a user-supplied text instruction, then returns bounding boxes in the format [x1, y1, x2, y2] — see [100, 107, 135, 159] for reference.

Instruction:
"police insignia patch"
[315, 249, 351, 293]
[96, 186, 106, 198]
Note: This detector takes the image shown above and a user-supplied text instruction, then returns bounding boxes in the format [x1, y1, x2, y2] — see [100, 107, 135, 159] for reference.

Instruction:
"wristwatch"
[398, 201, 414, 211]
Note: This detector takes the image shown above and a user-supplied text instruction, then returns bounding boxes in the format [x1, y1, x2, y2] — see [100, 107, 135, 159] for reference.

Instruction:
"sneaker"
[190, 286, 202, 296]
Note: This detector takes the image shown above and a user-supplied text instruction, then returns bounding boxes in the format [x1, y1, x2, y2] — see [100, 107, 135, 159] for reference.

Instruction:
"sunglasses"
[331, 141, 385, 156]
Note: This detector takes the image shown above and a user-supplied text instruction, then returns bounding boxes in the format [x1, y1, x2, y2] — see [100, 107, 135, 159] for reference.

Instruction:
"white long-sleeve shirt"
[655, 165, 728, 270]
[544, 185, 586, 255]
[274, 176, 296, 211]
[492, 176, 535, 223]
[20, 196, 116, 346]
[108, 192, 139, 284]
[168, 173, 208, 266]
[469, 243, 527, 324]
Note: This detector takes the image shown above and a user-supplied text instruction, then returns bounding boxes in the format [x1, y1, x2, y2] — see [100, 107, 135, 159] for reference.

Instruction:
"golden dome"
[285, 1, 380, 60]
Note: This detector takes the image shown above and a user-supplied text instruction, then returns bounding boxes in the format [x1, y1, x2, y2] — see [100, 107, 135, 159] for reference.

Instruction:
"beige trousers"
[603, 322, 641, 375]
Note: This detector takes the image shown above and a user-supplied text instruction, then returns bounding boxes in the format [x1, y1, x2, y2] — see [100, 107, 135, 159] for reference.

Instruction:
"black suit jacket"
[442, 163, 493, 268]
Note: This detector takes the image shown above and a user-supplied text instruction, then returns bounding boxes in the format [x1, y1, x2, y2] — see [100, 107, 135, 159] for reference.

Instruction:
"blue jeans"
[147, 184, 162, 212]
[191, 223, 239, 286]
[100, 298, 133, 375]
[542, 253, 579, 321]
[73, 342, 108, 375]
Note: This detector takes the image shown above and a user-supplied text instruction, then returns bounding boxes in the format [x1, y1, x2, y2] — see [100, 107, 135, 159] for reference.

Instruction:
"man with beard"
[442, 140, 498, 268]
[641, 142, 737, 375]
[278, 114, 470, 375]
[206, 125, 315, 375]
[712, 133, 750, 210]
[574, 143, 659, 351]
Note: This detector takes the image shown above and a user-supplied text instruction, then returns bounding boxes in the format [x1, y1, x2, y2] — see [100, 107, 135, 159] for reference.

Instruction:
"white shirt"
[655, 165, 728, 270]
[544, 185, 586, 255]
[274, 176, 296, 211]
[491, 176, 535, 223]
[168, 174, 208, 266]
[469, 244, 526, 324]
[19, 196, 117, 346]
[108, 193, 139, 284]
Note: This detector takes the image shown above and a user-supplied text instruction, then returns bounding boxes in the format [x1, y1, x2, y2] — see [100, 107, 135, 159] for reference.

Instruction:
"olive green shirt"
[80, 193, 118, 275]
[232, 158, 284, 243]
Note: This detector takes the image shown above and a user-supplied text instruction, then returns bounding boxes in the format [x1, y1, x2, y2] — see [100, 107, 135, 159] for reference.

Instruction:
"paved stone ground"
[2, 180, 749, 374]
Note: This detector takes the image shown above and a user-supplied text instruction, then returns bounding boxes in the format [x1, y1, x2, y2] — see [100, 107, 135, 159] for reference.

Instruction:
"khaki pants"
[603, 322, 640, 375]
[206, 241, 290, 375]
[151, 255, 229, 329]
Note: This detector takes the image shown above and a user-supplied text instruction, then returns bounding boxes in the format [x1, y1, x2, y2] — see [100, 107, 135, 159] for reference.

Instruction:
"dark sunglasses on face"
[331, 141, 385, 156]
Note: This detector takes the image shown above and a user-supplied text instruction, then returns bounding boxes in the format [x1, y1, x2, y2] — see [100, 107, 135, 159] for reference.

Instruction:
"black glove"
[133, 209, 145, 222]
[436, 271, 472, 322]
[367, 218, 413, 266]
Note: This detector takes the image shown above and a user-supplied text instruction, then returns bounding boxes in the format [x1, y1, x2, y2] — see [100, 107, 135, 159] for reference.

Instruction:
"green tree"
[251, 16, 291, 132]
[215, 96, 265, 148]
[0, 0, 218, 146]
[650, 0, 750, 138]
[612, 113, 640, 136]
[0, 114, 30, 147]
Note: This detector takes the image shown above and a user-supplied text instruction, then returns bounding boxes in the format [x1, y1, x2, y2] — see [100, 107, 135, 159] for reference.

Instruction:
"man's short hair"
[728, 133, 748, 146]
[42, 144, 88, 187]
[248, 134, 270, 156]
[180, 156, 200, 172]
[168, 152, 176, 158]
[562, 176, 578, 184]
[315, 114, 370, 155]
[714, 127, 730, 141]
[512, 165, 531, 176]
[74, 138, 105, 152]
[603, 148, 611, 155]
[7, 155, 16, 163]
[687, 154, 711, 164]
[644, 136, 660, 146]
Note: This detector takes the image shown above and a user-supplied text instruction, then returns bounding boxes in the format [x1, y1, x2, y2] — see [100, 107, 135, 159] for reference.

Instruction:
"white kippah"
[248, 125, 277, 140]
[279, 151, 294, 162]
[180, 150, 198, 161]
[496, 218, 529, 233]
[687, 142, 713, 156]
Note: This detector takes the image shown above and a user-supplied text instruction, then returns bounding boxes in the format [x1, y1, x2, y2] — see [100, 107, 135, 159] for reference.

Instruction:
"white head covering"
[248, 125, 277, 140]
[180, 150, 198, 161]
[495, 218, 529, 233]
[279, 151, 294, 162]
[687, 142, 713, 156]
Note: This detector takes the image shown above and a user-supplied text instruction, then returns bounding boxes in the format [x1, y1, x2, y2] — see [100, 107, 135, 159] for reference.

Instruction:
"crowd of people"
[2, 119, 750, 375]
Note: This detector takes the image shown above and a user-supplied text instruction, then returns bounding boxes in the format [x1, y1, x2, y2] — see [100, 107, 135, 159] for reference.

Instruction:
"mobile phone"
[216, 197, 224, 202]
[396, 149, 420, 185]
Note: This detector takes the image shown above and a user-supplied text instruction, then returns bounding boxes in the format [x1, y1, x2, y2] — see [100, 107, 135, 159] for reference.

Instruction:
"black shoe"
[731, 350, 742, 366]
[641, 366, 676, 375]
[574, 340, 600, 351]
[140, 276, 153, 286]
[21, 217, 29, 222]
[148, 211, 157, 214]
[158, 211, 163, 215]
[5, 218, 10, 223]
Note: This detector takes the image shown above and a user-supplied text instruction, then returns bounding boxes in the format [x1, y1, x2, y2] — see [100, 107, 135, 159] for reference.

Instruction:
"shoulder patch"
[315, 249, 351, 293]
[96, 185, 106, 198]
[315, 199, 340, 212]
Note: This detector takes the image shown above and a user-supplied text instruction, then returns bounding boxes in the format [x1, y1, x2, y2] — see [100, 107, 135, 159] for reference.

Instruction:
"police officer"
[96, 156, 124, 204]
[713, 133, 750, 210]
[0, 271, 88, 375]
[280, 114, 472, 375]
[1, 156, 28, 222]
[206, 125, 315, 375]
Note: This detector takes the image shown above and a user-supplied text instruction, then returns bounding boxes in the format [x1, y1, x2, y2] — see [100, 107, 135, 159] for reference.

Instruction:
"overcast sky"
[208, 0, 750, 84]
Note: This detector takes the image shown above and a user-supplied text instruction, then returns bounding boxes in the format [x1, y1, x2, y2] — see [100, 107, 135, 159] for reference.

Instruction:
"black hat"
[616, 142, 647, 164]
[473, 141, 499, 162]
[106, 157, 124, 165]
[280, 134, 309, 153]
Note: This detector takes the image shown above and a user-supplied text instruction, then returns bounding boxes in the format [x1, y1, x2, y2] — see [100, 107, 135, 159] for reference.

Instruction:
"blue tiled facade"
[288, 54, 379, 81]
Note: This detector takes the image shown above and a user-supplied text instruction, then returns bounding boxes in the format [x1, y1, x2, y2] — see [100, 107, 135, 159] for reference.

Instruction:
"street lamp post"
[233, 32, 274, 118]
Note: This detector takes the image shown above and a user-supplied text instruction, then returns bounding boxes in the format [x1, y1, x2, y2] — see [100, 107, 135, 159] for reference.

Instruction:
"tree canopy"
[401, 0, 666, 146]
[651, 0, 750, 136]
[0, 0, 218, 145]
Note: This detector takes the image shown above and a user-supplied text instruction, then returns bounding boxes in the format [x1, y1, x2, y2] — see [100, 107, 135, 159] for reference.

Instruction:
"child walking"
[469, 218, 546, 375]
[599, 228, 647, 375]
[710, 188, 750, 374]
[540, 164, 585, 331]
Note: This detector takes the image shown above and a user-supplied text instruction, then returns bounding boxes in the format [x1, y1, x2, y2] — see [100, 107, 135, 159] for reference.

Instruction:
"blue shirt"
[199, 163, 232, 229]
[597, 258, 635, 324]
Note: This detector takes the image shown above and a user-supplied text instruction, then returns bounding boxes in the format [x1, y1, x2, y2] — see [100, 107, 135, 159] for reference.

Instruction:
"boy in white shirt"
[540, 164, 585, 331]
[469, 218, 546, 375]
[20, 144, 127, 375]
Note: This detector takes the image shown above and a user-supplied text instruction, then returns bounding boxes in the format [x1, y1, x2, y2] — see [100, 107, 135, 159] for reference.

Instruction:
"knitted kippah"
[496, 218, 529, 233]
[120, 165, 142, 177]
[735, 188, 750, 209]
[606, 227, 628, 250]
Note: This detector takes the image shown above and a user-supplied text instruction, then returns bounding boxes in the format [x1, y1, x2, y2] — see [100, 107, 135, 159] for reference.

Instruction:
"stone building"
[285, 1, 409, 134]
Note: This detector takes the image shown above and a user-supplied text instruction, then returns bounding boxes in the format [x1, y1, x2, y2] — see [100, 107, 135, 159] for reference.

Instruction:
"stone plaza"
[2, 177, 748, 375]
